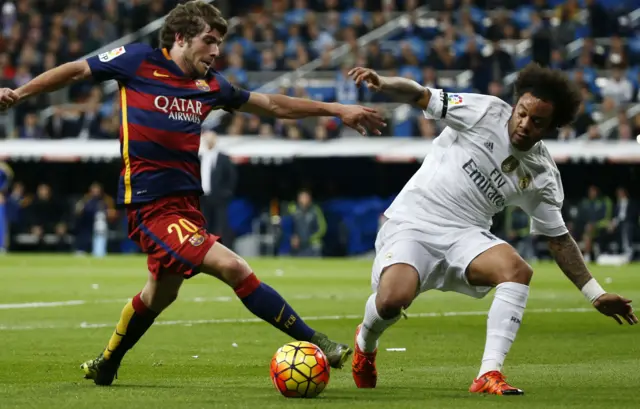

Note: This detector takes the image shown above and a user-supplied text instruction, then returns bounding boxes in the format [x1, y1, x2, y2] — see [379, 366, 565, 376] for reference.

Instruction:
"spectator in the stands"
[587, 124, 602, 140]
[585, 0, 612, 38]
[5, 181, 29, 235]
[365, 42, 384, 70]
[550, 49, 569, 70]
[602, 63, 633, 106]
[307, 22, 335, 55]
[288, 188, 326, 257]
[607, 35, 629, 68]
[614, 123, 633, 141]
[422, 67, 440, 90]
[594, 97, 618, 124]
[573, 102, 596, 136]
[488, 81, 512, 105]
[426, 36, 456, 70]
[504, 206, 537, 262]
[631, 113, 640, 136]
[579, 185, 613, 261]
[605, 187, 637, 257]
[21, 183, 69, 251]
[557, 125, 577, 141]
[14, 112, 45, 139]
[335, 64, 359, 105]
[580, 37, 607, 69]
[74, 182, 116, 254]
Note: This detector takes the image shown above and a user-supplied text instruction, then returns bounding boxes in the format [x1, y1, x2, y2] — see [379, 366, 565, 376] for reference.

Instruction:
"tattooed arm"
[547, 232, 593, 289]
[547, 232, 637, 325]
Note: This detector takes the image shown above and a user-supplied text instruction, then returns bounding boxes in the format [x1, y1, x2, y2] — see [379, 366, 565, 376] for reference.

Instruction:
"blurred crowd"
[2, 0, 640, 141]
[502, 184, 638, 263]
[3, 171, 638, 262]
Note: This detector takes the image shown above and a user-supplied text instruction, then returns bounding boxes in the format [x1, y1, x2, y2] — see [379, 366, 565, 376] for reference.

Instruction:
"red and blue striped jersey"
[86, 43, 250, 205]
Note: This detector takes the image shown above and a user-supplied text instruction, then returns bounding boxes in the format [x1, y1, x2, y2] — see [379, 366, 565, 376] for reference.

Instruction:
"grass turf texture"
[0, 255, 639, 408]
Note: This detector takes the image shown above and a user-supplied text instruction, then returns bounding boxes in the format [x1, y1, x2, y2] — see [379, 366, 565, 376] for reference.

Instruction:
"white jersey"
[384, 88, 568, 237]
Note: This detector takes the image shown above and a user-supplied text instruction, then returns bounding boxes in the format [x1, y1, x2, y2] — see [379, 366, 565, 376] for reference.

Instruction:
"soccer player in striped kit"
[0, 1, 385, 385]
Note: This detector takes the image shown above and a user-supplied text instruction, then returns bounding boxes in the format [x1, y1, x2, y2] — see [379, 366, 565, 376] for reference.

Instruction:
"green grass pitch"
[0, 255, 639, 408]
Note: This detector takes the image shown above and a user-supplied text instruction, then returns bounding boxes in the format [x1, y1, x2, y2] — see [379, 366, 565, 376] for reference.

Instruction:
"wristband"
[581, 278, 606, 304]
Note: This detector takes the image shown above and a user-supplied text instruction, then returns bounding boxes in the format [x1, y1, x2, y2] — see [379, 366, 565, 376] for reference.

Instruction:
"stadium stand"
[2, 0, 640, 141]
[3, 0, 640, 261]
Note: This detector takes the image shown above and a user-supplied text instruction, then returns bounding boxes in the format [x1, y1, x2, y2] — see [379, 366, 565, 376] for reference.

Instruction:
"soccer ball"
[270, 341, 330, 398]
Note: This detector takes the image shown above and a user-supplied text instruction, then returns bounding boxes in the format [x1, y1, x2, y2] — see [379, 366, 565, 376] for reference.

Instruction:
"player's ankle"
[356, 332, 377, 354]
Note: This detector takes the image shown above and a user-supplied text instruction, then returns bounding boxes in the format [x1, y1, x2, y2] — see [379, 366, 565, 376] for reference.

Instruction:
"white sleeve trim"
[530, 223, 568, 237]
[423, 88, 445, 120]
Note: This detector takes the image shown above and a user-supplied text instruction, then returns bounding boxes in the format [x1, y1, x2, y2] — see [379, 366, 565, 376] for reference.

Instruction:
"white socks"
[478, 282, 529, 377]
[356, 293, 401, 353]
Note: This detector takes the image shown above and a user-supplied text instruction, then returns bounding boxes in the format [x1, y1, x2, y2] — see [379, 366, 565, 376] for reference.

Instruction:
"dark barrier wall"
[7, 159, 640, 204]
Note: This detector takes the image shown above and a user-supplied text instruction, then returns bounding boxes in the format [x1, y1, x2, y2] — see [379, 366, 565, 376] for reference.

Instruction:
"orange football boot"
[352, 324, 378, 388]
[469, 370, 524, 395]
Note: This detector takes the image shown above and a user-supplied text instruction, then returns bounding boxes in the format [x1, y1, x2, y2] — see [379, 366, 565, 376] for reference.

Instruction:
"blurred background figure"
[0, 161, 14, 253]
[578, 185, 613, 262]
[201, 130, 238, 249]
[74, 182, 116, 257]
[288, 188, 326, 257]
[503, 206, 537, 263]
[604, 187, 637, 258]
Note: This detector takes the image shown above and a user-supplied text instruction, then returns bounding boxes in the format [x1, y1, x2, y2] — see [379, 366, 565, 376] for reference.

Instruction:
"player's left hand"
[593, 293, 638, 325]
[0, 88, 20, 112]
[337, 104, 386, 136]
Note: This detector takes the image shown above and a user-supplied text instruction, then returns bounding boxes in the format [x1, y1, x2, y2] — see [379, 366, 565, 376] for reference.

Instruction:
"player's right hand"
[337, 104, 386, 136]
[348, 67, 383, 92]
[0, 88, 20, 112]
[593, 293, 638, 325]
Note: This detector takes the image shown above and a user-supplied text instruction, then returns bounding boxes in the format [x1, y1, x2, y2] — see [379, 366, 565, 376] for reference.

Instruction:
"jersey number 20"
[167, 218, 200, 244]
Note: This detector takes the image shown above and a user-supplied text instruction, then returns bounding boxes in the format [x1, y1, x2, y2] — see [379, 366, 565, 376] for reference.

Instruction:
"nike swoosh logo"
[274, 304, 286, 323]
[153, 70, 169, 78]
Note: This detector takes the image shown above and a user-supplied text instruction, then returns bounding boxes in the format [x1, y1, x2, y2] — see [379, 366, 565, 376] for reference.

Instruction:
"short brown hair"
[159, 1, 228, 49]
[514, 62, 582, 129]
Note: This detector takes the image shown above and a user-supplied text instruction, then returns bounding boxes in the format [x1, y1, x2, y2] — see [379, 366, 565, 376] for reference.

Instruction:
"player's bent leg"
[360, 263, 419, 351]
[466, 243, 530, 396]
[81, 271, 183, 386]
[140, 270, 184, 311]
[199, 241, 352, 369]
[353, 263, 420, 388]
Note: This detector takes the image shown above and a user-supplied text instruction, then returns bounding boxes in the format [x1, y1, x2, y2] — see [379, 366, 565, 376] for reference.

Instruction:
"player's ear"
[175, 33, 185, 47]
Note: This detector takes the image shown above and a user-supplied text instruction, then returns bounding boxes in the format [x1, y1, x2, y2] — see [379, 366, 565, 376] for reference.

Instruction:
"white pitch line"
[0, 294, 360, 310]
[0, 300, 88, 309]
[0, 307, 594, 332]
[0, 292, 572, 311]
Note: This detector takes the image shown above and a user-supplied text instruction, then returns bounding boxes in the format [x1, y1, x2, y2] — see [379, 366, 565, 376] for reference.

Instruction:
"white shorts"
[371, 218, 504, 299]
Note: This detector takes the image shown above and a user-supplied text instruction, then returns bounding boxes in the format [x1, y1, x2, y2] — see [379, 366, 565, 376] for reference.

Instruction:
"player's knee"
[498, 259, 533, 285]
[214, 255, 252, 287]
[160, 290, 180, 307]
[376, 292, 413, 319]
[375, 264, 419, 318]
[141, 288, 179, 312]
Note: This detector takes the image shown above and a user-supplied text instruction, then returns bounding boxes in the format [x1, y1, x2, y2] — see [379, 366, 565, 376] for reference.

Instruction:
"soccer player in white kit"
[347, 63, 638, 395]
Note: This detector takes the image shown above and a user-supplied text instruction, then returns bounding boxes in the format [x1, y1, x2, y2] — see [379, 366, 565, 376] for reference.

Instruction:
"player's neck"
[169, 49, 189, 75]
[509, 140, 538, 155]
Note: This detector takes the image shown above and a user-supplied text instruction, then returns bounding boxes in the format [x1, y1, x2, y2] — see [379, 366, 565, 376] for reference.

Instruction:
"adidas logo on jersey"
[484, 141, 494, 152]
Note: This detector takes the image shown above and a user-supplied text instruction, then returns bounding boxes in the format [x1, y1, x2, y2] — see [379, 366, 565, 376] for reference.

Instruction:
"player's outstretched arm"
[238, 92, 386, 136]
[0, 61, 92, 111]
[547, 232, 637, 325]
[347, 67, 431, 110]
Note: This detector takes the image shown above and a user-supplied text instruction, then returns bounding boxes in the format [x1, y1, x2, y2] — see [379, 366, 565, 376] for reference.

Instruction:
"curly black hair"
[513, 62, 582, 129]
